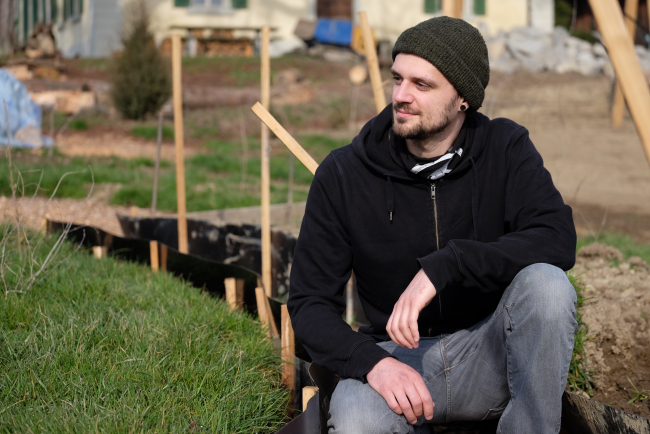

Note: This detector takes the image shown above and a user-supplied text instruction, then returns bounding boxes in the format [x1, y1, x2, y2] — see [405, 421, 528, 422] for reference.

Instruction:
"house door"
[317, 0, 352, 21]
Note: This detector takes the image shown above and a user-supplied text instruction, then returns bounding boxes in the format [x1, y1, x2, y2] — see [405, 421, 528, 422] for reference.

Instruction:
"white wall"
[134, 0, 316, 44]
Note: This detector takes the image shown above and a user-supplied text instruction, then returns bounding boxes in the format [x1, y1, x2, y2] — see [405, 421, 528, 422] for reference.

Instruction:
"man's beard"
[392, 96, 458, 141]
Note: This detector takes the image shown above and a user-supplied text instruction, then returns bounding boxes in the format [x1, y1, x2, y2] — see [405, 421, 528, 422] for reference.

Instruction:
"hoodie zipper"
[430, 182, 440, 251]
[430, 181, 442, 319]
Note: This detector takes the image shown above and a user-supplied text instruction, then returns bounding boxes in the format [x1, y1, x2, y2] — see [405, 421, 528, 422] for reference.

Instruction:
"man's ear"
[459, 97, 469, 112]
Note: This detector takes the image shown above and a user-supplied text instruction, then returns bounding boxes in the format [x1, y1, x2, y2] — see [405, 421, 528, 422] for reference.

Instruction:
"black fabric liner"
[46, 219, 650, 434]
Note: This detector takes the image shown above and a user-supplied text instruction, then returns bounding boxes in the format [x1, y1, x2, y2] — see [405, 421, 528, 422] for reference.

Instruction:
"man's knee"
[328, 378, 408, 434]
[513, 263, 577, 323]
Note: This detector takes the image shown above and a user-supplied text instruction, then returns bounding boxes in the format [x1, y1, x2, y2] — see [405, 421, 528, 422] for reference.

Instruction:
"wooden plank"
[255, 286, 279, 338]
[442, 0, 463, 18]
[224, 278, 244, 311]
[302, 386, 319, 412]
[172, 34, 189, 254]
[251, 103, 319, 175]
[590, 0, 650, 167]
[358, 11, 386, 114]
[261, 25, 272, 297]
[611, 0, 638, 127]
[281, 304, 295, 390]
[160, 244, 168, 271]
[561, 391, 650, 433]
[150, 240, 159, 272]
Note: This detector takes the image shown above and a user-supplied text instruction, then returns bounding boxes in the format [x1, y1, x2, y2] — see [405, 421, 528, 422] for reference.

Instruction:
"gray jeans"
[328, 264, 578, 434]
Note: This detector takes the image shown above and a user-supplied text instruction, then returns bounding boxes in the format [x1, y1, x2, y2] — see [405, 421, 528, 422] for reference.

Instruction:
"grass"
[0, 135, 349, 212]
[577, 233, 650, 264]
[0, 228, 288, 432]
[131, 125, 175, 141]
[566, 272, 595, 396]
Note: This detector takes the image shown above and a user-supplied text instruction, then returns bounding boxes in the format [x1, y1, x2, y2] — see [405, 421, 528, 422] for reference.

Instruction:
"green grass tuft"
[69, 119, 88, 131]
[0, 229, 288, 432]
[567, 272, 595, 396]
[131, 125, 175, 141]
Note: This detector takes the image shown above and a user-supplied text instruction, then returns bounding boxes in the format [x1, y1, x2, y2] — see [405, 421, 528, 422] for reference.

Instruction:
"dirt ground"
[574, 243, 650, 418]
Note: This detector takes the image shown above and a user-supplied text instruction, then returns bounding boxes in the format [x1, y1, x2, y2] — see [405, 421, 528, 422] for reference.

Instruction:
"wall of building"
[127, 0, 316, 44]
[354, 0, 554, 42]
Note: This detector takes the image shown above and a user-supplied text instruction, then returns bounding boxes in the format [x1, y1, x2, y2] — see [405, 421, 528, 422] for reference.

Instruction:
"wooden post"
[152, 110, 163, 212]
[442, 0, 463, 18]
[92, 246, 107, 259]
[160, 244, 168, 271]
[302, 386, 319, 411]
[172, 34, 188, 254]
[260, 25, 272, 297]
[225, 278, 245, 311]
[590, 0, 650, 167]
[255, 286, 279, 338]
[281, 304, 295, 390]
[358, 11, 386, 114]
[251, 103, 319, 175]
[611, 0, 638, 127]
[150, 241, 159, 272]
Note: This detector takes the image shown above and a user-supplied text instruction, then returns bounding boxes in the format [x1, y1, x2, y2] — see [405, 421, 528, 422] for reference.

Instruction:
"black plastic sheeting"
[117, 215, 296, 298]
[47, 219, 650, 434]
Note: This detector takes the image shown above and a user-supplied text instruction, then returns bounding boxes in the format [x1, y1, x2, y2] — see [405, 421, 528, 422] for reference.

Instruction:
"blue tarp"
[313, 19, 353, 46]
[0, 68, 53, 148]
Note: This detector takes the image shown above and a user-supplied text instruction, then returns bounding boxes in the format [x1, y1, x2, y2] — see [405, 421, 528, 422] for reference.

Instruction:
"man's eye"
[417, 82, 429, 89]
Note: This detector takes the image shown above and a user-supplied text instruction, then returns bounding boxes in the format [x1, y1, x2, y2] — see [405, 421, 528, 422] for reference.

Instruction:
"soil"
[574, 243, 650, 418]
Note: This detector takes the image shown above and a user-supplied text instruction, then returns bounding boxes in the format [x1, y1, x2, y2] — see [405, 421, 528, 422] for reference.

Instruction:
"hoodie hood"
[351, 104, 488, 181]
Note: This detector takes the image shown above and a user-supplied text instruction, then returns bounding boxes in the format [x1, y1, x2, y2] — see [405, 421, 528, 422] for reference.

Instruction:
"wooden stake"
[92, 246, 107, 259]
[255, 286, 279, 338]
[358, 11, 386, 114]
[224, 278, 245, 311]
[260, 25, 272, 297]
[302, 386, 319, 411]
[150, 240, 159, 272]
[281, 304, 295, 390]
[152, 110, 163, 212]
[611, 0, 638, 127]
[590, 0, 650, 167]
[160, 244, 168, 271]
[172, 34, 188, 254]
[251, 103, 319, 175]
[442, 0, 463, 18]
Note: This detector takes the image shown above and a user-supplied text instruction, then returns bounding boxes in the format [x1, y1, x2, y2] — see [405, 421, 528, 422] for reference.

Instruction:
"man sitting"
[288, 17, 577, 434]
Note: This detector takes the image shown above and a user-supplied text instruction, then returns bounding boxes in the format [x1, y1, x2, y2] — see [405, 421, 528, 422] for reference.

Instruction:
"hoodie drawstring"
[470, 158, 479, 241]
[386, 176, 394, 222]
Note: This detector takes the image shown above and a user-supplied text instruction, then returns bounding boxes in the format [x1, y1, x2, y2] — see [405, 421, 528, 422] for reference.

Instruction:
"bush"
[110, 4, 171, 120]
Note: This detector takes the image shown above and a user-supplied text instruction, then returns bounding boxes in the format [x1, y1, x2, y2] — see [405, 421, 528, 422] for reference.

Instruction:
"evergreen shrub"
[110, 6, 171, 120]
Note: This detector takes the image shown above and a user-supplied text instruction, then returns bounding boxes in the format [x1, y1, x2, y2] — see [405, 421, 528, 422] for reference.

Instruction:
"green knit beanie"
[392, 17, 490, 110]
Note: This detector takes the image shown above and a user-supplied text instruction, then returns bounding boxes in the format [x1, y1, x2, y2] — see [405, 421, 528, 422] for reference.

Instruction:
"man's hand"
[386, 269, 436, 348]
[367, 357, 434, 424]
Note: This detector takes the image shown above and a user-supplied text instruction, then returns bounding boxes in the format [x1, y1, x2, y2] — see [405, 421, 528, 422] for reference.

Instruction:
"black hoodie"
[287, 105, 576, 380]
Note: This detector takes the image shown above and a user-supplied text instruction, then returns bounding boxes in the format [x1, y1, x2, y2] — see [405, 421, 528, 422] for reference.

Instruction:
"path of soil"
[574, 243, 650, 418]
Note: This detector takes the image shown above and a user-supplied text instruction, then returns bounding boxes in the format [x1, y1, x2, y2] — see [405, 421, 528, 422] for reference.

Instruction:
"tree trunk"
[0, 0, 16, 56]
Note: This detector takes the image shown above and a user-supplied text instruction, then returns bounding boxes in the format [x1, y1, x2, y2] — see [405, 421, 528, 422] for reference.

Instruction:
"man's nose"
[393, 82, 414, 105]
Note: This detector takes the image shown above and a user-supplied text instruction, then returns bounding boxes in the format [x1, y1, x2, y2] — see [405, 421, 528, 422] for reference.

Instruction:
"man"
[288, 17, 577, 434]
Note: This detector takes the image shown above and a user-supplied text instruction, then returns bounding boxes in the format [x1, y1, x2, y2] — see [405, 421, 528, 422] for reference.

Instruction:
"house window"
[474, 0, 486, 15]
[63, 0, 81, 20]
[188, 0, 234, 13]
[175, 0, 247, 8]
[424, 0, 441, 14]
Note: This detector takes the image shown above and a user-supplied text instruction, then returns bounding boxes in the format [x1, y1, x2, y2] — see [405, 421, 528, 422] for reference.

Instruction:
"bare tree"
[0, 0, 16, 56]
